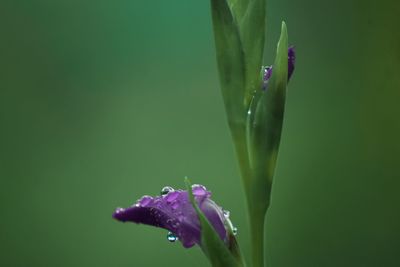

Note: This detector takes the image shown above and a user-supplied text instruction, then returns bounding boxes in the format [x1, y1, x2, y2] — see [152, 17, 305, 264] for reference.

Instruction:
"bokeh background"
[1, 1, 399, 266]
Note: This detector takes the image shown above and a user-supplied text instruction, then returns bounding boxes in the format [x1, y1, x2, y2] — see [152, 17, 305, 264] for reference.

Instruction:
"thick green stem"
[230, 125, 271, 267]
[247, 174, 270, 267]
[248, 203, 266, 267]
[230, 119, 277, 267]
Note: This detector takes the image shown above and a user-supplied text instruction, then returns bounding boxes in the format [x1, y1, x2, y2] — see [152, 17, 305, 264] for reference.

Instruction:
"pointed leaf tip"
[281, 21, 287, 32]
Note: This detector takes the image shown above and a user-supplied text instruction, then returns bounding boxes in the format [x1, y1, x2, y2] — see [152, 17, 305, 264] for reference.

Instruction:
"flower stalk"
[209, 0, 294, 266]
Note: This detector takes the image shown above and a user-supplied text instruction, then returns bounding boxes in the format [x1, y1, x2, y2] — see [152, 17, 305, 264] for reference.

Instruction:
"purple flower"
[263, 46, 296, 90]
[113, 185, 231, 248]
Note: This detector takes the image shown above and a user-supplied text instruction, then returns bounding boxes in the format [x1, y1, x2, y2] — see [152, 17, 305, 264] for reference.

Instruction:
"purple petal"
[113, 185, 228, 248]
[263, 46, 296, 90]
[288, 46, 296, 80]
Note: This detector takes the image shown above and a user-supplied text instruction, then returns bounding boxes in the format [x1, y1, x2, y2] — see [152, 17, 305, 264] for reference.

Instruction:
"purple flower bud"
[288, 46, 296, 79]
[113, 185, 230, 248]
[263, 46, 296, 90]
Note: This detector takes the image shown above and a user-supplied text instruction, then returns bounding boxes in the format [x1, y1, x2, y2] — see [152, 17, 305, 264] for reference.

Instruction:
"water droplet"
[232, 227, 238, 236]
[167, 231, 178, 242]
[115, 207, 124, 214]
[165, 191, 179, 203]
[161, 186, 174, 195]
[223, 210, 230, 218]
[192, 184, 207, 196]
[137, 195, 153, 207]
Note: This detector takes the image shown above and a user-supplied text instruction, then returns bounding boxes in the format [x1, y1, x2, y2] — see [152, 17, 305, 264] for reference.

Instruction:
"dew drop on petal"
[223, 210, 230, 218]
[165, 191, 179, 203]
[192, 184, 207, 196]
[138, 195, 153, 207]
[161, 186, 174, 195]
[232, 227, 238, 236]
[115, 207, 124, 214]
[167, 231, 178, 242]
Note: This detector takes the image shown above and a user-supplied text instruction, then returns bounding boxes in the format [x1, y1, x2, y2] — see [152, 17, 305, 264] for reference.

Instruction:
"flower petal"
[288, 46, 295, 80]
[113, 185, 228, 248]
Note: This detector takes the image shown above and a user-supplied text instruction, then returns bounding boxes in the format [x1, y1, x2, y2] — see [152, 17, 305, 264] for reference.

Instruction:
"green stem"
[248, 203, 266, 267]
[247, 175, 270, 267]
[230, 124, 272, 267]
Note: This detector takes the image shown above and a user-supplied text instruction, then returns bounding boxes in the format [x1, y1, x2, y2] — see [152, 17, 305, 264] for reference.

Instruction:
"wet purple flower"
[113, 185, 230, 248]
[263, 46, 296, 90]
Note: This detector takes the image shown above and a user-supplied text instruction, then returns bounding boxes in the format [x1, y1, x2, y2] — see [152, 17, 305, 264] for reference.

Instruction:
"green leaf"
[210, 0, 268, 192]
[210, 0, 253, 193]
[184, 178, 245, 267]
[226, 231, 246, 265]
[210, 0, 247, 127]
[226, 0, 249, 22]
[210, 0, 269, 194]
[239, 0, 266, 107]
[211, 0, 267, 122]
[247, 21, 289, 198]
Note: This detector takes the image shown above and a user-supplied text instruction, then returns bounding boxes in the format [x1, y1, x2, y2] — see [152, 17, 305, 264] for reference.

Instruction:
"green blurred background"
[1, 1, 399, 266]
